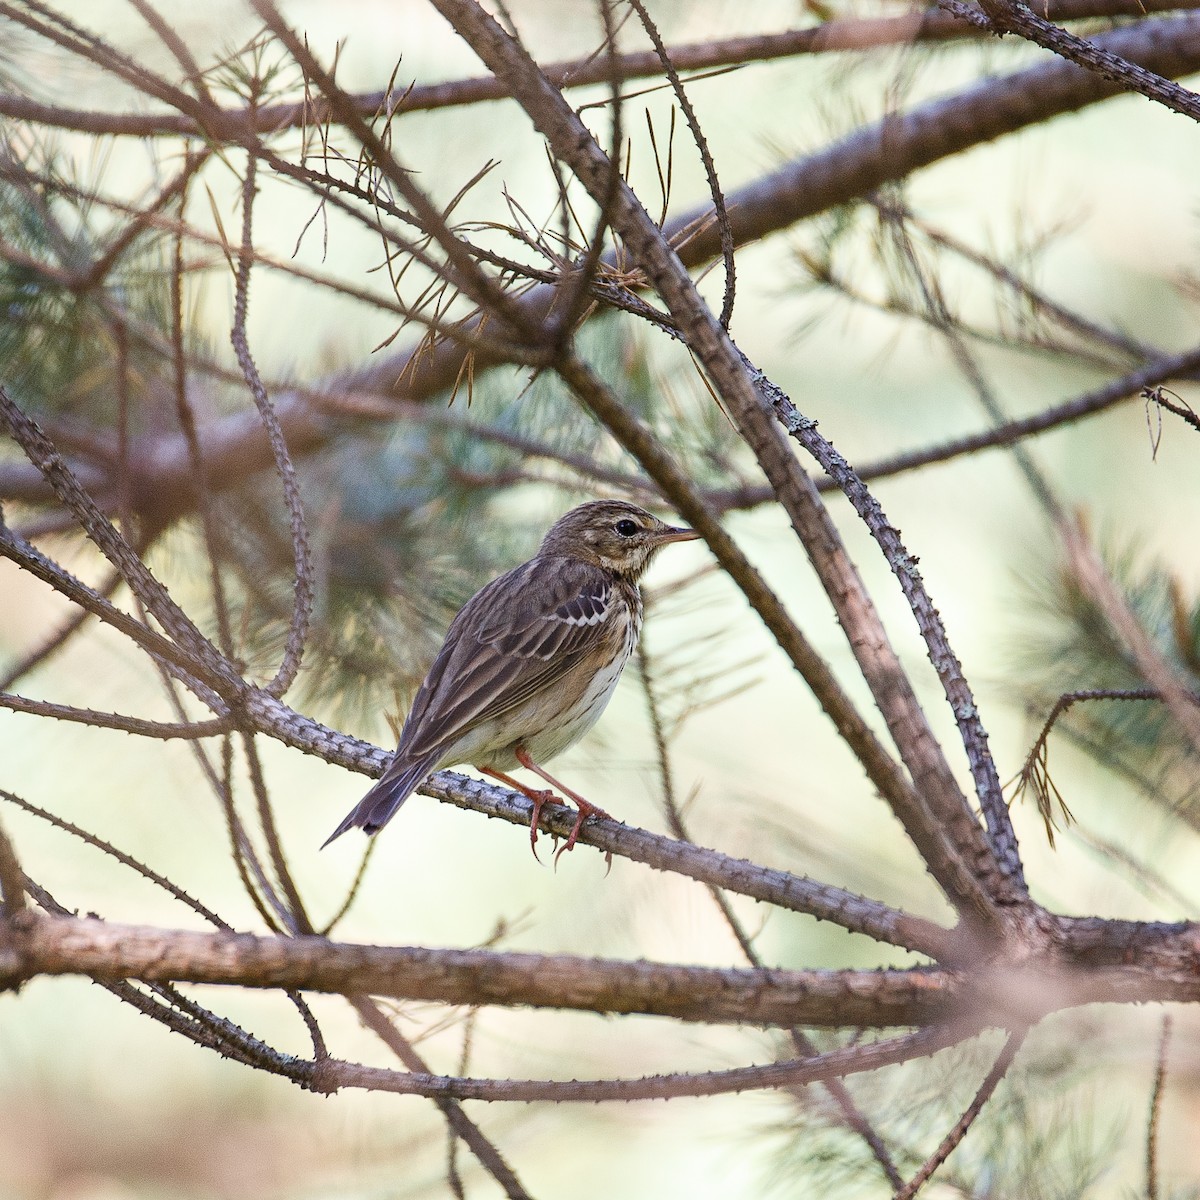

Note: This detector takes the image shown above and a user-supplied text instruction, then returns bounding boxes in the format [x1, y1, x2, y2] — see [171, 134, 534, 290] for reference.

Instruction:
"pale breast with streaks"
[464, 585, 641, 772]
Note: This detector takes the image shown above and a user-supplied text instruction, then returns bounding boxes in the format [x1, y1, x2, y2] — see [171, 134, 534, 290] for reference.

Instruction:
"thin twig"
[126, 0, 215, 107]
[2, 0, 1197, 136]
[320, 1024, 972, 1103]
[871, 194, 1159, 365]
[239, 730, 313, 934]
[893, 1026, 1028, 1200]
[875, 198, 1061, 517]
[749, 363, 1023, 896]
[216, 733, 287, 934]
[0, 787, 230, 928]
[1147, 1013, 1172, 1200]
[0, 386, 231, 684]
[350, 996, 533, 1200]
[960, 0, 1200, 122]
[169, 183, 239, 664]
[1013, 688, 1165, 841]
[0, 564, 124, 691]
[0, 692, 230, 739]
[637, 635, 904, 1191]
[230, 144, 314, 699]
[0, 525, 226, 705]
[23, 879, 314, 1083]
[627, 0, 736, 328]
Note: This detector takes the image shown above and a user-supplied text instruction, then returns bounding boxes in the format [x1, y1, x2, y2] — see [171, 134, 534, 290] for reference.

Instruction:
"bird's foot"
[554, 796, 613, 868]
[479, 765, 560, 861]
[485, 754, 614, 867]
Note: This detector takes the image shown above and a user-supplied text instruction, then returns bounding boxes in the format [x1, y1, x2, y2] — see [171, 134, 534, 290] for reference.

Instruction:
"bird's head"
[539, 500, 699, 581]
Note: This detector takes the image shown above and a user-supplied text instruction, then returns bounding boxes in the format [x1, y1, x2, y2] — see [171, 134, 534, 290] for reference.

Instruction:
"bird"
[324, 499, 700, 857]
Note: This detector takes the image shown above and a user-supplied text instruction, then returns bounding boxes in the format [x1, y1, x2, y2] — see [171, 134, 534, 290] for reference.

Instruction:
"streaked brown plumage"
[324, 500, 699, 854]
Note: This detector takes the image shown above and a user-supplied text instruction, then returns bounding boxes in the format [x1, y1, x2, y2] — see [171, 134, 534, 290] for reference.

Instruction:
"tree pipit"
[325, 500, 699, 858]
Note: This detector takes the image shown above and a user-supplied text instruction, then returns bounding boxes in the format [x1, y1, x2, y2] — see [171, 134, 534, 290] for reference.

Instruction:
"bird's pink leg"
[513, 747, 612, 857]
[479, 765, 557, 856]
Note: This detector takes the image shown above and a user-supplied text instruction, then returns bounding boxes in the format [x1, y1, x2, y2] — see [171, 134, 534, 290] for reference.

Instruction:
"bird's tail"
[322, 752, 441, 848]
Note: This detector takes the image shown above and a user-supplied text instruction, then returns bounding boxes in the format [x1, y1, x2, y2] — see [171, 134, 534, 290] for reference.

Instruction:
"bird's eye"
[615, 518, 639, 537]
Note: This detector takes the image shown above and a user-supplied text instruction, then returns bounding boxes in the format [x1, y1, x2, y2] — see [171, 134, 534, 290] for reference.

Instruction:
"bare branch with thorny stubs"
[3, 0, 1200, 1193]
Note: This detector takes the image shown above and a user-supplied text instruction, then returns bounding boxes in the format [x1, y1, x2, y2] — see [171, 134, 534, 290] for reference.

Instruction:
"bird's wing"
[396, 556, 624, 761]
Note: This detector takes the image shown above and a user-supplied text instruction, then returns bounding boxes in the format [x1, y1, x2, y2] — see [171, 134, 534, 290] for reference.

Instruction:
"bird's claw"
[552, 800, 613, 868]
[527, 787, 558, 863]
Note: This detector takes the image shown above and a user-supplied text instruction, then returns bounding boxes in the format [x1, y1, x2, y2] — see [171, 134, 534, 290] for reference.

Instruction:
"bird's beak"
[656, 525, 701, 545]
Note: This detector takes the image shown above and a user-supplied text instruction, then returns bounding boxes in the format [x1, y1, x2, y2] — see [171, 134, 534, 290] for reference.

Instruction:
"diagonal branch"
[749, 368, 1022, 890]
[1062, 519, 1200, 756]
[427, 0, 1015, 918]
[0, 386, 232, 684]
[637, 635, 904, 1190]
[349, 995, 533, 1200]
[894, 1025, 1028, 1199]
[553, 353, 993, 921]
[0, 524, 228, 706]
[672, 12, 1200, 266]
[9, 17, 1200, 532]
[230, 148, 314, 699]
[964, 0, 1200, 122]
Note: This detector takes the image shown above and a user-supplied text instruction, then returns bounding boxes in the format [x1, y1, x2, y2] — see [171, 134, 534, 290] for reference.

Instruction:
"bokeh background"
[3, 0, 1200, 1196]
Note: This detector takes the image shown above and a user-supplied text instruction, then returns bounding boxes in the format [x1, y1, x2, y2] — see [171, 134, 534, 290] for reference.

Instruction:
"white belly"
[521, 648, 626, 762]
[452, 603, 639, 771]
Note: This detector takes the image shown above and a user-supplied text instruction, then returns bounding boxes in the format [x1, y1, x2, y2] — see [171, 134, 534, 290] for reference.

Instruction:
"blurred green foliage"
[1014, 534, 1200, 823]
